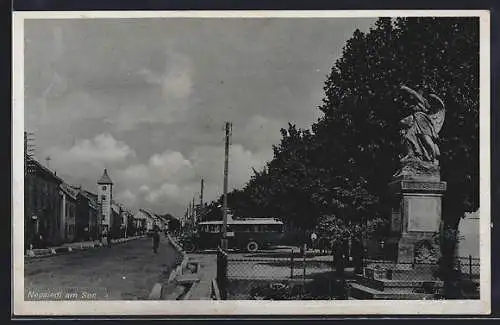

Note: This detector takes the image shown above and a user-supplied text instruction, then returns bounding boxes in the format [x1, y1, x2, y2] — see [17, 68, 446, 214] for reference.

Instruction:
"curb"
[150, 233, 188, 299]
[25, 235, 146, 258]
[211, 278, 222, 300]
[148, 283, 163, 300]
[167, 233, 188, 278]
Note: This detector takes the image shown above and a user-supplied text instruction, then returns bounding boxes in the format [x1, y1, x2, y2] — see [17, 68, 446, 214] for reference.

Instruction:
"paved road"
[25, 236, 178, 300]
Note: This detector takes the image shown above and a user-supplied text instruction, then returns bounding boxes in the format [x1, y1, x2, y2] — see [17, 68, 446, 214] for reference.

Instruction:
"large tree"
[212, 17, 479, 292]
[320, 17, 479, 281]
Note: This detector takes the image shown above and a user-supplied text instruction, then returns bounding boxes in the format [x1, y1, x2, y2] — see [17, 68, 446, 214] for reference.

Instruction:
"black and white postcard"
[12, 10, 491, 315]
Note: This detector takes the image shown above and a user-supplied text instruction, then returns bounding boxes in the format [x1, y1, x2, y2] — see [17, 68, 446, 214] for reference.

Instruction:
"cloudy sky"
[24, 17, 376, 217]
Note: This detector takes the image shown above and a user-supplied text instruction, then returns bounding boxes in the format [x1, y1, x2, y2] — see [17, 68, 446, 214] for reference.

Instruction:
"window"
[268, 224, 282, 232]
[101, 195, 106, 201]
[102, 186, 107, 191]
[206, 224, 221, 233]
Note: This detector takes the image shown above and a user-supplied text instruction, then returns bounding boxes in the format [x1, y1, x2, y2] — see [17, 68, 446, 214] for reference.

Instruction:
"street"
[24, 237, 178, 300]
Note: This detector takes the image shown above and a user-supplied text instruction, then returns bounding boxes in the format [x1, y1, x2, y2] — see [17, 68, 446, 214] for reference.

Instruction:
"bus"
[181, 216, 285, 253]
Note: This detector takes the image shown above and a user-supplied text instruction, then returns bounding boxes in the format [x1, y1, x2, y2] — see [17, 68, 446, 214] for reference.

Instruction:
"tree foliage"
[210, 18, 479, 245]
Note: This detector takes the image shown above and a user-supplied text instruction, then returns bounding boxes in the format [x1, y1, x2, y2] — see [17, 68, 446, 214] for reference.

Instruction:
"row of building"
[24, 157, 178, 250]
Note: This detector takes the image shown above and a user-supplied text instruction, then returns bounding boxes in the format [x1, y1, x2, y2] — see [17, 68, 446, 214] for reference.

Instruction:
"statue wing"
[400, 85, 430, 110]
[428, 94, 446, 134]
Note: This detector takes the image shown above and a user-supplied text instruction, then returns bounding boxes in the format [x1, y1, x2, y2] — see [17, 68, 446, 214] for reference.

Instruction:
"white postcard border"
[12, 10, 491, 316]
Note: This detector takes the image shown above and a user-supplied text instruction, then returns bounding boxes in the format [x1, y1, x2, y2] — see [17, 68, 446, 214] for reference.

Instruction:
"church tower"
[97, 168, 113, 229]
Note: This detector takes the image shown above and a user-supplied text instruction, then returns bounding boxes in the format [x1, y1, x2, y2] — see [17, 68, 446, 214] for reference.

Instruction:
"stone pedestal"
[388, 176, 447, 264]
[351, 169, 448, 300]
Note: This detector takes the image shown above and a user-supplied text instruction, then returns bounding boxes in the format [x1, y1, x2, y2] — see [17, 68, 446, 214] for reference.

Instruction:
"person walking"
[102, 227, 112, 248]
[310, 232, 318, 252]
[107, 228, 112, 248]
[152, 225, 160, 254]
[101, 227, 107, 246]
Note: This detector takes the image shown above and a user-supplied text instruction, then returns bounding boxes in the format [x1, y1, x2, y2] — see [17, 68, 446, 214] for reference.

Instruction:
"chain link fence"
[216, 248, 480, 300]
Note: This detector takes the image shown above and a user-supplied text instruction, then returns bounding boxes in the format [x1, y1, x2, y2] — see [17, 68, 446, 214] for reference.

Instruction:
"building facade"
[110, 201, 123, 238]
[139, 209, 158, 230]
[24, 158, 64, 249]
[24, 160, 136, 247]
[133, 210, 148, 233]
[59, 183, 78, 242]
[76, 190, 99, 241]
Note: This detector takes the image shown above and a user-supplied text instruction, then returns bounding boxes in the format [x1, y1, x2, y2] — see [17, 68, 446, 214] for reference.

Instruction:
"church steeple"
[98, 168, 113, 185]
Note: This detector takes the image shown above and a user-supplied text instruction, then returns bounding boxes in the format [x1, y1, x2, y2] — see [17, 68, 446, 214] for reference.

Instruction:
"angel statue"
[399, 84, 446, 165]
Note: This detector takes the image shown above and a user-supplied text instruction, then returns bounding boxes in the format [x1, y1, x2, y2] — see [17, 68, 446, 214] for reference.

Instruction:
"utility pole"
[200, 178, 204, 221]
[200, 178, 204, 208]
[221, 121, 231, 250]
[192, 197, 196, 225]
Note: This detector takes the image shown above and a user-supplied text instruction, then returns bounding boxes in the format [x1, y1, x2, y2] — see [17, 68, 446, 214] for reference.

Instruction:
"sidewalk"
[25, 236, 146, 258]
[182, 253, 217, 300]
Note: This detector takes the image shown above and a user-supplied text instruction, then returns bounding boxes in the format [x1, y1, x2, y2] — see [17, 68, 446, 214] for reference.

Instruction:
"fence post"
[302, 249, 306, 296]
[216, 248, 220, 290]
[469, 255, 473, 281]
[216, 247, 227, 300]
[290, 249, 294, 279]
[223, 250, 228, 300]
[330, 251, 334, 298]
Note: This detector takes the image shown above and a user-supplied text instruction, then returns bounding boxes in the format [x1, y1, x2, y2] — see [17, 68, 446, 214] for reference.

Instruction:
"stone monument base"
[388, 177, 446, 264]
[350, 262, 443, 299]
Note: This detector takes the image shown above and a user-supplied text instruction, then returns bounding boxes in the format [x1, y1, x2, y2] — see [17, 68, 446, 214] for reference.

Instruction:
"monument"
[388, 84, 447, 265]
[350, 84, 447, 299]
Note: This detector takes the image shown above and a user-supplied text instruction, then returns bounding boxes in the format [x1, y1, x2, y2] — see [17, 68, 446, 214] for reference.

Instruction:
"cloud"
[116, 189, 138, 207]
[138, 53, 193, 101]
[46, 133, 135, 178]
[146, 183, 184, 203]
[150, 150, 193, 177]
[189, 143, 269, 191]
[24, 17, 378, 216]
[118, 149, 194, 186]
[115, 143, 269, 213]
[236, 115, 285, 152]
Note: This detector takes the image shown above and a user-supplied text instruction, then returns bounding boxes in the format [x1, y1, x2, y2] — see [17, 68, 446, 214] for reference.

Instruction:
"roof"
[158, 213, 179, 221]
[80, 190, 99, 209]
[111, 204, 121, 215]
[155, 215, 168, 222]
[97, 168, 113, 185]
[60, 183, 79, 200]
[199, 217, 283, 225]
[80, 190, 97, 200]
[136, 209, 157, 220]
[133, 211, 148, 220]
[27, 158, 64, 184]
